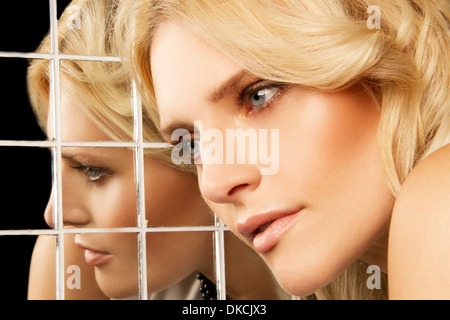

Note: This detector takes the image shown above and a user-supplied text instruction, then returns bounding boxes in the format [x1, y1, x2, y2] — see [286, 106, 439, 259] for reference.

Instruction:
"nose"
[198, 162, 261, 205]
[44, 178, 90, 228]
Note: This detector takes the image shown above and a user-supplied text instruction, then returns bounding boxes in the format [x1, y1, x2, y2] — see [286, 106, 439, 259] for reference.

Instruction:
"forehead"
[150, 21, 241, 126]
[46, 90, 111, 142]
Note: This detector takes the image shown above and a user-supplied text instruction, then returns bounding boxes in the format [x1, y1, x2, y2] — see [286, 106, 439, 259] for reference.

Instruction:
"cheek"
[91, 178, 138, 228]
[205, 198, 236, 227]
[261, 90, 394, 295]
[94, 233, 139, 299]
[144, 162, 212, 226]
[278, 89, 384, 202]
[276, 89, 393, 249]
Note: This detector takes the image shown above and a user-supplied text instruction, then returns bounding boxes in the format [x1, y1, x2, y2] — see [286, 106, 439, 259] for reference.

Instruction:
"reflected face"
[44, 90, 213, 299]
[151, 21, 395, 296]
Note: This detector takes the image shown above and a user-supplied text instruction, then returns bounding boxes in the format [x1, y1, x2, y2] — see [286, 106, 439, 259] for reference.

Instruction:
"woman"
[27, 0, 283, 300]
[125, 0, 450, 299]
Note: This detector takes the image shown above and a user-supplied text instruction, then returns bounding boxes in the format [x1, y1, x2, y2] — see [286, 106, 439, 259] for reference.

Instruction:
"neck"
[360, 230, 389, 273]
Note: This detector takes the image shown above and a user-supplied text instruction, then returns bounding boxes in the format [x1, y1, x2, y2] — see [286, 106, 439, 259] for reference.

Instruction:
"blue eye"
[74, 165, 109, 183]
[85, 167, 106, 181]
[184, 138, 201, 163]
[249, 87, 279, 108]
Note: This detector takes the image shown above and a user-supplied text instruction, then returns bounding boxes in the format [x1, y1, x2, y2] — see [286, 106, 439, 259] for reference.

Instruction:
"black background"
[0, 0, 74, 300]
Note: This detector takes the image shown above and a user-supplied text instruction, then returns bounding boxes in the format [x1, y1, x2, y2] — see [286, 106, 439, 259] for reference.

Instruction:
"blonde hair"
[27, 0, 195, 173]
[123, 0, 449, 299]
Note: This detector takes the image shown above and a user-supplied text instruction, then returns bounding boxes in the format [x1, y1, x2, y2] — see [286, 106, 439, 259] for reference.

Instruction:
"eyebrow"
[160, 70, 257, 141]
[208, 69, 256, 103]
[160, 121, 195, 143]
[61, 148, 117, 165]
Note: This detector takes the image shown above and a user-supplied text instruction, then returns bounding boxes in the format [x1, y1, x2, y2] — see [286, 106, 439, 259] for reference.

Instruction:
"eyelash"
[237, 80, 290, 116]
[169, 80, 290, 164]
[177, 135, 201, 164]
[73, 165, 110, 185]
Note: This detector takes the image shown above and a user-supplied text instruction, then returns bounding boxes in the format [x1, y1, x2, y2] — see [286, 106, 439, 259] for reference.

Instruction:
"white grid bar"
[0, 226, 230, 236]
[0, 140, 171, 148]
[214, 215, 227, 300]
[49, 0, 65, 301]
[0, 51, 121, 62]
[133, 77, 149, 300]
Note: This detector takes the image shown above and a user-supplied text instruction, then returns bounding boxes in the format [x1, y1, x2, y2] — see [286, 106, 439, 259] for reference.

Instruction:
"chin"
[95, 270, 139, 300]
[97, 286, 136, 300]
[272, 265, 334, 297]
[264, 244, 352, 298]
[99, 283, 138, 300]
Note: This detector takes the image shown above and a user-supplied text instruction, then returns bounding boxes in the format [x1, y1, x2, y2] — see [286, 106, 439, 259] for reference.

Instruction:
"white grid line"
[132, 77, 149, 300]
[0, 140, 171, 148]
[214, 216, 227, 300]
[48, 0, 65, 301]
[0, 51, 121, 62]
[0, 226, 231, 236]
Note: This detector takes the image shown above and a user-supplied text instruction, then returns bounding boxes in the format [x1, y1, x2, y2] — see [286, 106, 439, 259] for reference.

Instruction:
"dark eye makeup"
[237, 80, 291, 116]
[73, 164, 111, 185]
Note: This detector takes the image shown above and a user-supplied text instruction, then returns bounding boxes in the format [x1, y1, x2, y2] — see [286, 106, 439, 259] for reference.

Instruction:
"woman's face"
[151, 21, 395, 296]
[44, 89, 213, 299]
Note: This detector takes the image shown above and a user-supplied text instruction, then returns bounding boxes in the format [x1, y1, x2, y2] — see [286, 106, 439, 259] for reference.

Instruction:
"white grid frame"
[0, 0, 228, 300]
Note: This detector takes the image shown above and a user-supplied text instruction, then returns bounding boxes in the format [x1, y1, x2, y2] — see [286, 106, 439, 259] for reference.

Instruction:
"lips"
[74, 235, 113, 266]
[236, 208, 303, 253]
[83, 249, 113, 266]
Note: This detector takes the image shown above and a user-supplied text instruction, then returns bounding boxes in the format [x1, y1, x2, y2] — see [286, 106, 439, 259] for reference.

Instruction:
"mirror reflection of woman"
[126, 0, 450, 299]
[27, 0, 283, 300]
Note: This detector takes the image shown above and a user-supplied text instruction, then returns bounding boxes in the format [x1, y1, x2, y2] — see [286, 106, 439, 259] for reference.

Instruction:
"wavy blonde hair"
[121, 0, 449, 299]
[27, 0, 195, 173]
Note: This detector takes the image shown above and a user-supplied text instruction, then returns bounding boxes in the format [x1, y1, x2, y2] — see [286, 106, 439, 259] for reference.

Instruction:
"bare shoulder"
[397, 143, 450, 201]
[388, 144, 450, 299]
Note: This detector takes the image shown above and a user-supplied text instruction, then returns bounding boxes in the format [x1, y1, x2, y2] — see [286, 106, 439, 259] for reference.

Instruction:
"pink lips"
[237, 208, 303, 253]
[75, 236, 113, 266]
[83, 249, 113, 266]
